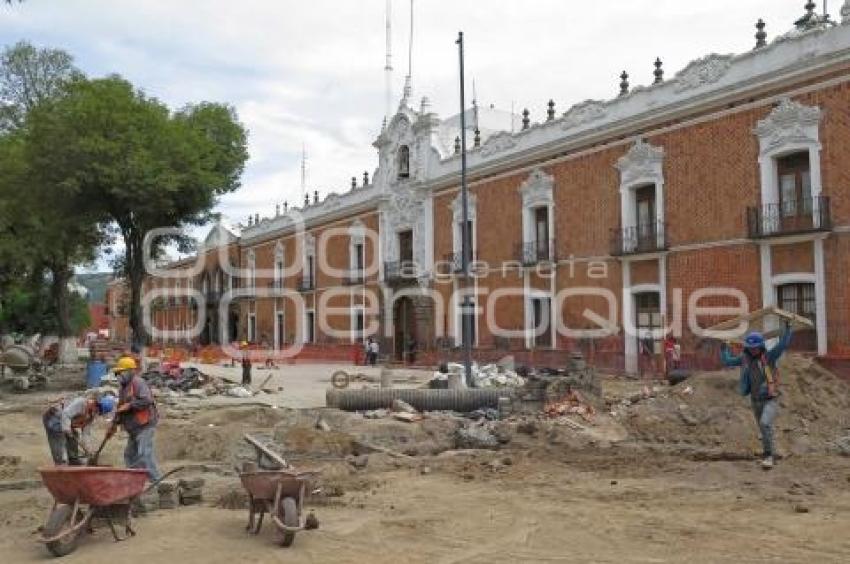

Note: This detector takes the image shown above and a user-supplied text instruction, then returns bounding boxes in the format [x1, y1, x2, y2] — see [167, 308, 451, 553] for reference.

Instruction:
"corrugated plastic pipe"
[326, 388, 513, 412]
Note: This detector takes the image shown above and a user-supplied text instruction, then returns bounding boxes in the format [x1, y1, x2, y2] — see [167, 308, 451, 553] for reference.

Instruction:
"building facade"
[109, 9, 850, 373]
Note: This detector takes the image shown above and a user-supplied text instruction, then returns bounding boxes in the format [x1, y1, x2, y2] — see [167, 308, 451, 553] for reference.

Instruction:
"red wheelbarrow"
[38, 466, 149, 557]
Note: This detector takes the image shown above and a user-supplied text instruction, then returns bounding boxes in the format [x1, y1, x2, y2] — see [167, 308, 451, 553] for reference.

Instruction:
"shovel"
[88, 430, 115, 466]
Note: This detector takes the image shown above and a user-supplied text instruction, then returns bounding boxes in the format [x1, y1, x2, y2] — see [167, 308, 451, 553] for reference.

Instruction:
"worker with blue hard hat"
[721, 321, 793, 470]
[42, 393, 116, 465]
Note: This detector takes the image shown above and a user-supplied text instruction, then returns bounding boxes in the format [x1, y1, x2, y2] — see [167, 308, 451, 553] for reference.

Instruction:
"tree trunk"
[50, 264, 78, 364]
[124, 231, 147, 351]
[50, 265, 73, 338]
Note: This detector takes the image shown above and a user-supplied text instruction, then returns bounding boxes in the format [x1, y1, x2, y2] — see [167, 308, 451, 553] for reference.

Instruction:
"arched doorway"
[393, 296, 416, 362]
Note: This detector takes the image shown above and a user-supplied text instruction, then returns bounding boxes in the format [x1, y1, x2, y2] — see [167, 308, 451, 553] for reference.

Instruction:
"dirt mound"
[617, 354, 850, 457]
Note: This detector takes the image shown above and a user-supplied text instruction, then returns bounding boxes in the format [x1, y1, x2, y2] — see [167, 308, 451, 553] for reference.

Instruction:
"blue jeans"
[124, 426, 161, 481]
[752, 398, 778, 457]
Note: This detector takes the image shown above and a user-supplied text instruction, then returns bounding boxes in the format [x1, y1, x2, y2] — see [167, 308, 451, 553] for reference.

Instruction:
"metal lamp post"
[456, 31, 473, 387]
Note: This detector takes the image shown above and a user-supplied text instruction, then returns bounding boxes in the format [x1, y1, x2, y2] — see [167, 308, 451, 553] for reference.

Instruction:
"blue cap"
[97, 395, 116, 415]
[745, 332, 765, 349]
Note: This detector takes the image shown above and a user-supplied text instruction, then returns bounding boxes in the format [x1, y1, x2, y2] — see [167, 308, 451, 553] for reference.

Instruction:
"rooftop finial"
[755, 19, 767, 48]
[454, 136, 461, 154]
[547, 99, 555, 121]
[653, 58, 664, 84]
[795, 1, 829, 30]
[619, 71, 630, 96]
[313, 190, 319, 204]
[304, 193, 310, 207]
[351, 176, 357, 189]
[284, 201, 288, 212]
[255, 213, 259, 224]
[473, 127, 481, 148]
[521, 108, 530, 130]
[363, 170, 370, 185]
[275, 203, 280, 216]
[247, 215, 253, 226]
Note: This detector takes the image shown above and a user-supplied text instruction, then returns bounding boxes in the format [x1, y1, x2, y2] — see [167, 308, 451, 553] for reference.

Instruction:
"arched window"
[397, 145, 410, 179]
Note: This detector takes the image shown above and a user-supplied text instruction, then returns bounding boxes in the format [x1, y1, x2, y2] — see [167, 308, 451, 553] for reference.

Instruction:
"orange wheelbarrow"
[38, 466, 149, 557]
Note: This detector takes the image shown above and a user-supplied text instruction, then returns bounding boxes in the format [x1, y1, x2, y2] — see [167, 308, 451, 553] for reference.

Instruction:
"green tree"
[26, 76, 248, 346]
[0, 40, 82, 132]
[0, 42, 101, 349]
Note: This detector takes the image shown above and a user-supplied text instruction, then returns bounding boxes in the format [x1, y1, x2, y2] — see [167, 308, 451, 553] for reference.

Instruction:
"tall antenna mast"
[408, 0, 414, 79]
[300, 144, 307, 202]
[472, 78, 479, 131]
[384, 0, 393, 121]
[402, 0, 413, 101]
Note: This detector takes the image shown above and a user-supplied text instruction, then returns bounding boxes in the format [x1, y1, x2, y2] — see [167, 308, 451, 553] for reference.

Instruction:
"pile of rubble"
[543, 388, 596, 422]
[431, 358, 526, 389]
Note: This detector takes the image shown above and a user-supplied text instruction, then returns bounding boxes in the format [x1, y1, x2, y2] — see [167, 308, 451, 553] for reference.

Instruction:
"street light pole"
[456, 31, 473, 387]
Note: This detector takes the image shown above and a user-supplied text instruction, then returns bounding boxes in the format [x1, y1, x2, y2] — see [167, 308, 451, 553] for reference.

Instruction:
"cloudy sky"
[1, 0, 810, 238]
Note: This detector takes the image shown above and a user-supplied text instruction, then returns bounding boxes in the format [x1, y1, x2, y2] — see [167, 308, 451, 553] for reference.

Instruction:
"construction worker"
[43, 394, 115, 465]
[240, 341, 252, 386]
[106, 356, 161, 481]
[721, 322, 793, 469]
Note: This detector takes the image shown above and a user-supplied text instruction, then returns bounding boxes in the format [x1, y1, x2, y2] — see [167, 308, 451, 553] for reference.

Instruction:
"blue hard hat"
[744, 332, 765, 349]
[97, 395, 116, 415]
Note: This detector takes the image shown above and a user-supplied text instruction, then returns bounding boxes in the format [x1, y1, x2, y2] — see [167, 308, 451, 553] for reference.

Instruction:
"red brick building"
[110, 12, 850, 373]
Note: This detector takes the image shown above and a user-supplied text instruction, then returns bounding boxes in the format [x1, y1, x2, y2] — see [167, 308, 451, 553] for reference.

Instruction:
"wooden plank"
[243, 433, 289, 469]
[705, 305, 813, 343]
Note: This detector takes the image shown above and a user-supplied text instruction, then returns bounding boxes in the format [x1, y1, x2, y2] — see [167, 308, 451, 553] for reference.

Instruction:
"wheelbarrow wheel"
[279, 497, 298, 547]
[44, 504, 81, 557]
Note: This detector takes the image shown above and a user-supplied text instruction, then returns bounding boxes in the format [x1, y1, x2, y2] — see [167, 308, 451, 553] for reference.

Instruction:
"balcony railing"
[296, 275, 315, 292]
[515, 240, 554, 266]
[343, 270, 365, 285]
[267, 279, 284, 290]
[610, 221, 667, 256]
[443, 251, 478, 273]
[384, 260, 418, 283]
[746, 196, 831, 239]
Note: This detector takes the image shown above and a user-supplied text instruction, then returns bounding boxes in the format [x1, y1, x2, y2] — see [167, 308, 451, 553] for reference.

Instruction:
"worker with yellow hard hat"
[103, 355, 161, 481]
[240, 341, 252, 386]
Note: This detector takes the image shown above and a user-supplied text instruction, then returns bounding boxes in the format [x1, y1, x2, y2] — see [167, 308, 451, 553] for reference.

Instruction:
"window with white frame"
[518, 168, 554, 263]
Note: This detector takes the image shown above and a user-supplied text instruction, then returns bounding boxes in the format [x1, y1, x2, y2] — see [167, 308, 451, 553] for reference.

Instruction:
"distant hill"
[73, 272, 113, 304]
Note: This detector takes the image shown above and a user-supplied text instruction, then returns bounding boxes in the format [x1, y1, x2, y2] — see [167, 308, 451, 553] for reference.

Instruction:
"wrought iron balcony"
[515, 240, 554, 266]
[296, 275, 315, 292]
[443, 251, 478, 273]
[343, 270, 365, 285]
[610, 222, 667, 256]
[746, 196, 831, 239]
[384, 260, 418, 283]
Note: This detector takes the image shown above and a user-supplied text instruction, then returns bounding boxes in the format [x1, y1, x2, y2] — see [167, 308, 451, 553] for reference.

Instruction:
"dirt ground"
[1, 356, 849, 563]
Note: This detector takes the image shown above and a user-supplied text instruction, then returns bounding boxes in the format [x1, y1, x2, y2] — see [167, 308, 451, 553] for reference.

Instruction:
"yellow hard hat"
[113, 356, 137, 373]
[240, 341, 249, 348]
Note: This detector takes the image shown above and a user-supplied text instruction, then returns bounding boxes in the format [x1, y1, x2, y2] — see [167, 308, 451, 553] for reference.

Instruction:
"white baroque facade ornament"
[479, 131, 517, 157]
[753, 98, 822, 157]
[615, 139, 665, 187]
[561, 100, 607, 130]
[519, 168, 554, 207]
[673, 54, 734, 92]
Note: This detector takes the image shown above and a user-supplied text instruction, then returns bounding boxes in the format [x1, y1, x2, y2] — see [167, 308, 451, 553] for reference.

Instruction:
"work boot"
[761, 456, 774, 470]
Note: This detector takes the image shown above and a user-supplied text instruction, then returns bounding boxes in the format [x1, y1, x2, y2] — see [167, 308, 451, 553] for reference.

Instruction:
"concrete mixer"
[0, 342, 50, 391]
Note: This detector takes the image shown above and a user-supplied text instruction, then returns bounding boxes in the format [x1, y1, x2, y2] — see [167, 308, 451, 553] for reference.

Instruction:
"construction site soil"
[0, 355, 848, 563]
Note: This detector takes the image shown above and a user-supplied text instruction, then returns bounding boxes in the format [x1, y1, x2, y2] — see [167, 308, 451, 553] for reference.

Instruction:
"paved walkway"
[175, 362, 433, 409]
